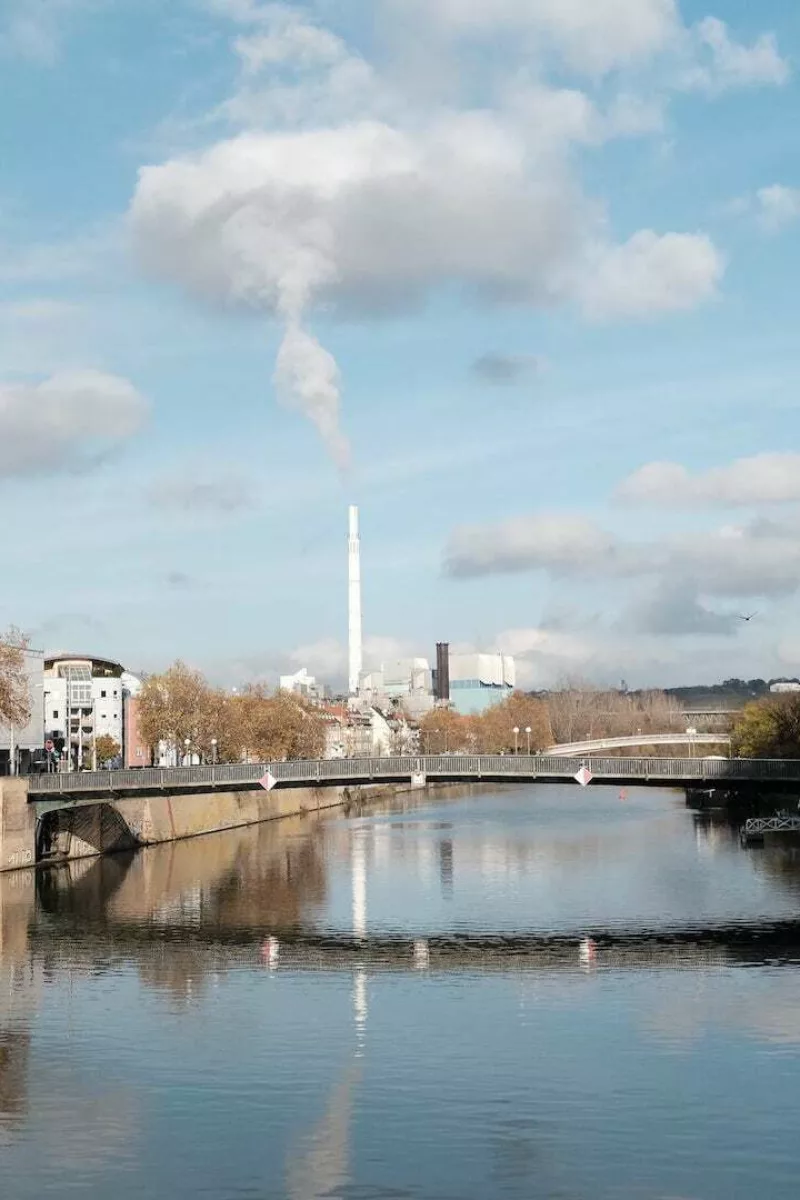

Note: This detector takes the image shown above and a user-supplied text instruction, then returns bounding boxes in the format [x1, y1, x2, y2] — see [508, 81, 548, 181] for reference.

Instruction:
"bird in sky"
[738, 612, 758, 622]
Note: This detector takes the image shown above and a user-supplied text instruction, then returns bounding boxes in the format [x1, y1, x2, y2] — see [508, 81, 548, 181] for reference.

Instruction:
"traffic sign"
[574, 766, 593, 787]
[259, 770, 278, 793]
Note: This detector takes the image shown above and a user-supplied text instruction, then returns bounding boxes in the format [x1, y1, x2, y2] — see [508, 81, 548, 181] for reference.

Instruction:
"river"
[2, 783, 800, 1198]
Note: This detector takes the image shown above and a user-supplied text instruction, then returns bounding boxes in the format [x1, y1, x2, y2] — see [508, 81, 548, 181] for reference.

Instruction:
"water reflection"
[3, 786, 800, 1197]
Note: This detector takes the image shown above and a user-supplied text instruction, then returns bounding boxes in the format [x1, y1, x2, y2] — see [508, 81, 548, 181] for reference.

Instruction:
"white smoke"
[274, 320, 349, 469]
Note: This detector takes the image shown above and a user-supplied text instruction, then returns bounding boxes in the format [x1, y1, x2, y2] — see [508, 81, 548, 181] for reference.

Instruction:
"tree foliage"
[732, 695, 800, 759]
[136, 663, 325, 763]
[0, 627, 32, 730]
[419, 692, 552, 754]
[95, 734, 121, 765]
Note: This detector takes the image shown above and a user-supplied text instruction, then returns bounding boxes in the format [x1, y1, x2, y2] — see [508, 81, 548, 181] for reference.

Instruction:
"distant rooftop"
[44, 652, 126, 675]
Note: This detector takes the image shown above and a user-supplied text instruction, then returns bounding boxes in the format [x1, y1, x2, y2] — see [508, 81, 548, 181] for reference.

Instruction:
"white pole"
[348, 505, 363, 697]
[9, 726, 16, 776]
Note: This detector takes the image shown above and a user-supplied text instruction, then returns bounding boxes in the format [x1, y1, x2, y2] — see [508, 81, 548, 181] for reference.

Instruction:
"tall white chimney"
[348, 505, 363, 696]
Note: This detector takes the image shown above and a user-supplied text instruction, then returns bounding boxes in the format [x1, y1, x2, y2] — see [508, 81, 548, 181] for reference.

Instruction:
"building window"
[52, 710, 59, 719]
[100, 690, 107, 698]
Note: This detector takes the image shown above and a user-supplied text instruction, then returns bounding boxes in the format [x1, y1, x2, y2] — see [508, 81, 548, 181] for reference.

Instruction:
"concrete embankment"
[0, 778, 408, 872]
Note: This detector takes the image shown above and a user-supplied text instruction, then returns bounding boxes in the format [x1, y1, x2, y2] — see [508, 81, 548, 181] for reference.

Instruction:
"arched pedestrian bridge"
[548, 733, 729, 757]
[27, 750, 800, 813]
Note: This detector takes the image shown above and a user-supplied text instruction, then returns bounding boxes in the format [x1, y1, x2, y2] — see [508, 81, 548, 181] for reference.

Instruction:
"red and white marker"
[259, 770, 278, 792]
[574, 766, 593, 788]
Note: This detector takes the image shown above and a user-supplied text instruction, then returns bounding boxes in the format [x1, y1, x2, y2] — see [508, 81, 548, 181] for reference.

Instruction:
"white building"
[279, 667, 327, 701]
[448, 653, 516, 715]
[770, 681, 800, 694]
[360, 658, 432, 700]
[43, 653, 130, 769]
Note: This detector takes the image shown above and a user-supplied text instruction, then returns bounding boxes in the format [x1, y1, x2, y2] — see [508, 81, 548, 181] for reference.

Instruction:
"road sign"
[259, 770, 278, 792]
[574, 766, 593, 787]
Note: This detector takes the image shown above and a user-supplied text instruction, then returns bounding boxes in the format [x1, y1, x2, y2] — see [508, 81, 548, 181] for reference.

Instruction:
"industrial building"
[444, 652, 516, 715]
[279, 667, 328, 701]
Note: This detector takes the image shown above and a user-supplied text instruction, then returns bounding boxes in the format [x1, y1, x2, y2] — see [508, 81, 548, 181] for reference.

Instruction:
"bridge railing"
[26, 753, 800, 795]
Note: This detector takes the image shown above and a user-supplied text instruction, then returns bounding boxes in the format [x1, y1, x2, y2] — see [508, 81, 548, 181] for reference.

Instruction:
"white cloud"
[0, 370, 148, 478]
[128, 1, 790, 459]
[623, 583, 737, 635]
[445, 513, 627, 578]
[0, 0, 94, 65]
[130, 119, 721, 457]
[148, 466, 256, 516]
[399, 0, 682, 75]
[755, 185, 800, 234]
[618, 453, 800, 506]
[444, 510, 800, 599]
[685, 17, 789, 93]
[576, 229, 722, 321]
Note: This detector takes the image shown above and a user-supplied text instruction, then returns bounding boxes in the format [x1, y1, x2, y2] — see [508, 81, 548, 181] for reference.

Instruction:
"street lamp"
[525, 726, 532, 754]
[184, 737, 191, 766]
[211, 738, 218, 765]
[512, 726, 519, 755]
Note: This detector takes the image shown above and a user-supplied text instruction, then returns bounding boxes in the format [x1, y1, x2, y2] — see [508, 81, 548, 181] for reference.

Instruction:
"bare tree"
[0, 627, 32, 731]
[546, 683, 685, 744]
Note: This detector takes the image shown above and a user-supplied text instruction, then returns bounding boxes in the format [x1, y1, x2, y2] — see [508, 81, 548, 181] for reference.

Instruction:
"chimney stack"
[348, 506, 363, 696]
[435, 642, 450, 702]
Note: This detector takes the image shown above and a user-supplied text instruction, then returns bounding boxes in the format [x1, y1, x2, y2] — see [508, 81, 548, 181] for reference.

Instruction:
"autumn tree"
[137, 661, 211, 762]
[237, 687, 325, 761]
[0, 627, 32, 731]
[732, 695, 800, 759]
[419, 707, 473, 753]
[95, 734, 121, 766]
[474, 692, 552, 753]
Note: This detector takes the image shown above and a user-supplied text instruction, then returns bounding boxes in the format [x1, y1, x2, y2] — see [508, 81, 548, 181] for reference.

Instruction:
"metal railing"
[743, 815, 800, 836]
[26, 753, 800, 797]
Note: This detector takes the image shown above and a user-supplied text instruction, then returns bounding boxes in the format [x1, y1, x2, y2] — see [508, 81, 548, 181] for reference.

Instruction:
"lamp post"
[512, 726, 519, 755]
[211, 738, 218, 765]
[184, 737, 191, 767]
[525, 726, 532, 754]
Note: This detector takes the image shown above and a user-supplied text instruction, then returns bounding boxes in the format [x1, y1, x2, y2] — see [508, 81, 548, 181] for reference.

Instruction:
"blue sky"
[2, 0, 800, 689]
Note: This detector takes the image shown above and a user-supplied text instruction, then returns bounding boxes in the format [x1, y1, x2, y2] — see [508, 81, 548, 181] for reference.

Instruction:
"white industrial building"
[279, 667, 327, 701]
[448, 653, 516, 715]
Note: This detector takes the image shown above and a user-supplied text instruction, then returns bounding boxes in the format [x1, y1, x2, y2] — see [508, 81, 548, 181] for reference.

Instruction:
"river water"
[3, 783, 800, 1198]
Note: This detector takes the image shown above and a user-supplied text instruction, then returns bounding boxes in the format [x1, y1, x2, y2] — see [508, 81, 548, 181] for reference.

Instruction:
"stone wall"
[2, 778, 450, 872]
[0, 780, 36, 873]
[25, 783, 396, 867]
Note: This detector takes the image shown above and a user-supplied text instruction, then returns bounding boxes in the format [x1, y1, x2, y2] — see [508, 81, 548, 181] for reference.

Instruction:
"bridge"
[26, 751, 800, 812]
[548, 733, 729, 757]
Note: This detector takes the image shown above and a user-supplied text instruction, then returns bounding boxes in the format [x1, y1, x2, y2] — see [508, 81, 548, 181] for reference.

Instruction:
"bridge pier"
[0, 779, 36, 873]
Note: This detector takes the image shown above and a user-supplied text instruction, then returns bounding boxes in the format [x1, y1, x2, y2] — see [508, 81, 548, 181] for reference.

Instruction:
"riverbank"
[1, 777, 467, 873]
